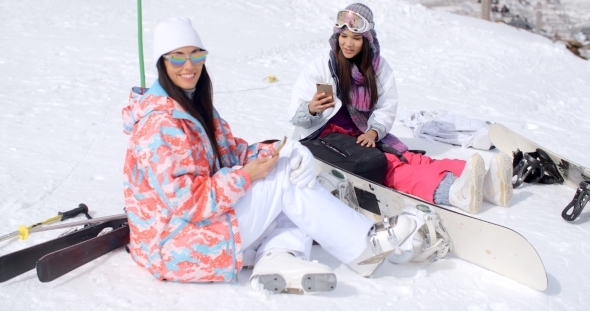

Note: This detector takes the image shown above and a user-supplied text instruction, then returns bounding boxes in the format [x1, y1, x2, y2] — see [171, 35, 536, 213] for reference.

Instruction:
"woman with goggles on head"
[122, 16, 418, 295]
[289, 3, 514, 214]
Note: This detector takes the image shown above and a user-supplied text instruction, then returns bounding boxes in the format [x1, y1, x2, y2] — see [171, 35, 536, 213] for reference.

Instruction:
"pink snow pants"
[383, 152, 465, 203]
[319, 124, 466, 203]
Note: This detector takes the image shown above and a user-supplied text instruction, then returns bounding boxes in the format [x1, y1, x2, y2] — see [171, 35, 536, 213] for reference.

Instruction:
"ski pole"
[0, 204, 92, 243]
[21, 213, 127, 235]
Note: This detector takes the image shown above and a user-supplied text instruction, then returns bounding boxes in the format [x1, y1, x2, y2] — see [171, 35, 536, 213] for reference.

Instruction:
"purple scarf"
[350, 55, 380, 112]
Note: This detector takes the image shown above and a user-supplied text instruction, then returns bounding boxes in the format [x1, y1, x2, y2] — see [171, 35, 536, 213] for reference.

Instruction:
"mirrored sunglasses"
[163, 50, 208, 67]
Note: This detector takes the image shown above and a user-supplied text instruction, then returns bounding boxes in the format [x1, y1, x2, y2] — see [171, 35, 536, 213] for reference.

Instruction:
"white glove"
[288, 142, 317, 189]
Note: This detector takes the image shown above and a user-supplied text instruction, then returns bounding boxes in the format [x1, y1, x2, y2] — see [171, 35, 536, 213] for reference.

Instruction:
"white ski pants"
[233, 154, 373, 264]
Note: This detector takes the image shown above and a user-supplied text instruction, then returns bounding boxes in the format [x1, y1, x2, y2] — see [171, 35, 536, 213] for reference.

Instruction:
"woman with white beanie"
[121, 16, 416, 294]
[289, 3, 514, 214]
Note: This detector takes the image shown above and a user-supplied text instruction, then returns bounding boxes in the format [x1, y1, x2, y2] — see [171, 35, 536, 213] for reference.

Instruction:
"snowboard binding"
[512, 148, 564, 188]
[387, 204, 452, 264]
[317, 170, 452, 264]
[317, 170, 361, 213]
[561, 180, 590, 221]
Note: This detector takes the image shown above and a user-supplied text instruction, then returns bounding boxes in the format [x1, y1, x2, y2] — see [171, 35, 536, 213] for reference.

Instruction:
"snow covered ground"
[1, 0, 590, 309]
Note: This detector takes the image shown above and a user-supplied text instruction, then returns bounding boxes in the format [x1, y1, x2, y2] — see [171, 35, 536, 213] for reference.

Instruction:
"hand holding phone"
[243, 136, 286, 181]
[316, 83, 333, 98]
[309, 83, 335, 115]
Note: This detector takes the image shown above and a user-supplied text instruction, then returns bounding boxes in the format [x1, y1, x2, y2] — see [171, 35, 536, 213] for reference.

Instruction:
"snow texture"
[1, 0, 589, 310]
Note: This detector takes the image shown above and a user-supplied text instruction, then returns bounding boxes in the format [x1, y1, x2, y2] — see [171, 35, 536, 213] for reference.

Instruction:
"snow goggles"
[163, 50, 208, 67]
[335, 10, 373, 33]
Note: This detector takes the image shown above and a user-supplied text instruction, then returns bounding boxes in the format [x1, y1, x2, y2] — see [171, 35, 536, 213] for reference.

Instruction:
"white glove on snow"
[288, 142, 317, 189]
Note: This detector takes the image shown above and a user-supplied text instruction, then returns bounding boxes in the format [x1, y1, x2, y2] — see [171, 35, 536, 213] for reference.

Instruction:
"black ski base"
[0, 218, 127, 283]
[36, 222, 130, 282]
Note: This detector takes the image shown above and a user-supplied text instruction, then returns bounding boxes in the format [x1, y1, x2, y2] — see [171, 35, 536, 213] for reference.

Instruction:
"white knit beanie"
[152, 17, 205, 66]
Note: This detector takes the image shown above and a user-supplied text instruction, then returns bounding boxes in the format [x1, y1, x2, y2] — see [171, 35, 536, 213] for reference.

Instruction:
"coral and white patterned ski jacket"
[122, 80, 275, 283]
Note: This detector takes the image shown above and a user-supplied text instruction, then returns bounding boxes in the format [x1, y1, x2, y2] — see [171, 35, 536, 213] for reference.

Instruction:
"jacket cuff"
[300, 101, 322, 119]
[291, 100, 322, 128]
[234, 167, 252, 191]
[367, 113, 387, 141]
[367, 123, 386, 141]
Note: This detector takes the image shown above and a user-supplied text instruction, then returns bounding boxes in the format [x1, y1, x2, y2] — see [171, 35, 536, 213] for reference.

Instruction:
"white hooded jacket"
[288, 49, 399, 141]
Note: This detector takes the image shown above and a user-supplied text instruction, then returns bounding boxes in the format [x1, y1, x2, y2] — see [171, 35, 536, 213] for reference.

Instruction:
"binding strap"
[387, 204, 451, 264]
[562, 181, 590, 221]
[512, 149, 564, 188]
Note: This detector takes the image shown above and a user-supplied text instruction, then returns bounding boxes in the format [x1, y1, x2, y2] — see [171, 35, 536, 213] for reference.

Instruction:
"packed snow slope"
[1, 0, 589, 310]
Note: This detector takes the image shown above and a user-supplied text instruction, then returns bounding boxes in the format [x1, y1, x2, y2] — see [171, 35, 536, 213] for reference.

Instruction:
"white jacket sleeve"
[366, 58, 399, 141]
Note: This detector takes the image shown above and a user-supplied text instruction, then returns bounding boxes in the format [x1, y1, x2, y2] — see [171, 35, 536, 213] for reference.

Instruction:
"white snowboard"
[489, 123, 590, 189]
[315, 158, 548, 291]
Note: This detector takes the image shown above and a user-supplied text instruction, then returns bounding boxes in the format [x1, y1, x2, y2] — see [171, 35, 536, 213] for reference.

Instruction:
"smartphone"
[316, 83, 334, 98]
[272, 136, 287, 157]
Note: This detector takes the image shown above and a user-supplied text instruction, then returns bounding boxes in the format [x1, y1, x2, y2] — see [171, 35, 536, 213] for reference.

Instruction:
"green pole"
[137, 0, 146, 87]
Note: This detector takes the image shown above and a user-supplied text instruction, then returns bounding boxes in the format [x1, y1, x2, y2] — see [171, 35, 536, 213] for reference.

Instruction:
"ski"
[0, 218, 128, 283]
[36, 222, 130, 282]
[315, 158, 548, 291]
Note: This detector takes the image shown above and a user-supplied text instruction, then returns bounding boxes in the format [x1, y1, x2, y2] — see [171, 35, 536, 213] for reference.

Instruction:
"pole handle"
[59, 204, 91, 221]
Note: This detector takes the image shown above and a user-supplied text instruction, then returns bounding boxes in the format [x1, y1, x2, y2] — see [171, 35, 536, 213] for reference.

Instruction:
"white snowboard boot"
[347, 215, 417, 277]
[250, 249, 336, 294]
[449, 153, 486, 213]
[483, 153, 513, 207]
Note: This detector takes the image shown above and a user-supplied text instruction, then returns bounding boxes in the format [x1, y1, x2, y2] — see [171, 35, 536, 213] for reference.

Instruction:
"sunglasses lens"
[168, 55, 187, 67]
[165, 51, 208, 67]
[190, 51, 207, 64]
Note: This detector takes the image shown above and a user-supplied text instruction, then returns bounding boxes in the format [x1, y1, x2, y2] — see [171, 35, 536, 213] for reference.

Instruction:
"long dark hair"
[335, 36, 379, 110]
[156, 58, 222, 166]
